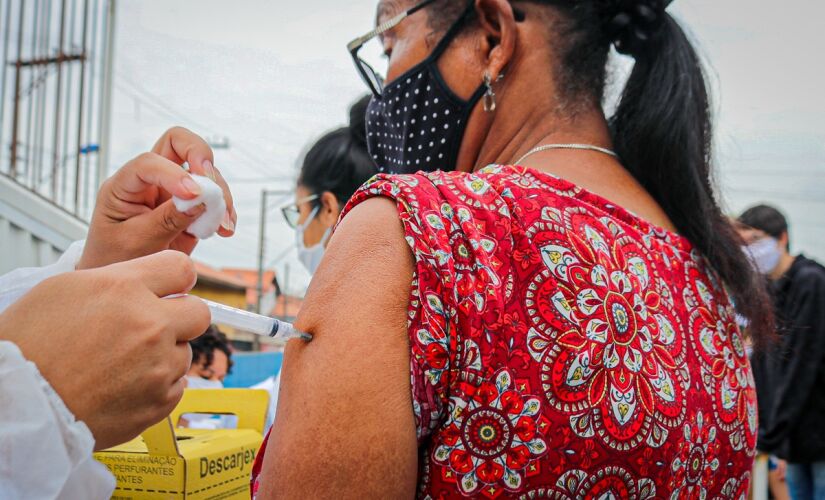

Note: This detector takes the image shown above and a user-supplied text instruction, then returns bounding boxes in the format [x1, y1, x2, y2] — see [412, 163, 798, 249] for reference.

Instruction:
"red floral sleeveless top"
[251, 165, 757, 499]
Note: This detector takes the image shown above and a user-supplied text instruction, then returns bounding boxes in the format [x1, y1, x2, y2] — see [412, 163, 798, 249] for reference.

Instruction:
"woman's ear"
[319, 191, 341, 227]
[474, 0, 517, 80]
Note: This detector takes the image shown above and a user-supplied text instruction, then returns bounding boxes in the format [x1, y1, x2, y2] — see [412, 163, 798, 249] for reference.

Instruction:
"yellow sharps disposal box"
[94, 388, 269, 499]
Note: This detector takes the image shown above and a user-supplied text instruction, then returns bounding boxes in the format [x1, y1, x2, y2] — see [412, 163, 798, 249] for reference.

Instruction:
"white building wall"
[0, 175, 88, 275]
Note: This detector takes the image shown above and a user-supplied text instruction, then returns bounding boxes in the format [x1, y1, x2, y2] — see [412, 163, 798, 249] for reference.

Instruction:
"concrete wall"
[0, 175, 88, 275]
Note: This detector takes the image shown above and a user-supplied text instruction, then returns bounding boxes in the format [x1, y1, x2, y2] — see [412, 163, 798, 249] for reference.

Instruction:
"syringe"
[201, 297, 311, 342]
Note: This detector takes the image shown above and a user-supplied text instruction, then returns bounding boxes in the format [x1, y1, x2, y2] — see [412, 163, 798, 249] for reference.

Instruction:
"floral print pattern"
[528, 465, 657, 499]
[524, 208, 688, 453]
[668, 411, 721, 499]
[433, 369, 549, 497]
[684, 259, 758, 453]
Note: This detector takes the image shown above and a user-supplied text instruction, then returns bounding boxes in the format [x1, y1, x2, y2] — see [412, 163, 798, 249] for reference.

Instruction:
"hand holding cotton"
[172, 175, 226, 239]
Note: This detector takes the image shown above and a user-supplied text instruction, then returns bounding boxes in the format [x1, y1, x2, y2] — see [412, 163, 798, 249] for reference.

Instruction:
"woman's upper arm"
[257, 196, 418, 499]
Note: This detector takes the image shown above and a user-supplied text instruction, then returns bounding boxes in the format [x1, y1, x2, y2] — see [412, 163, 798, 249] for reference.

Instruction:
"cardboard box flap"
[170, 388, 269, 435]
[142, 417, 181, 456]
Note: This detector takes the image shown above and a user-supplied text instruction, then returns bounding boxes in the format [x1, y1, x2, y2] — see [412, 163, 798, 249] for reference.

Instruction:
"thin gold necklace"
[514, 143, 618, 165]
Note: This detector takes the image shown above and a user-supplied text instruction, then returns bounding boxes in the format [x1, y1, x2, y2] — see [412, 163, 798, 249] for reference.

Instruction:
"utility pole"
[282, 263, 290, 320]
[255, 188, 291, 350]
[256, 190, 269, 315]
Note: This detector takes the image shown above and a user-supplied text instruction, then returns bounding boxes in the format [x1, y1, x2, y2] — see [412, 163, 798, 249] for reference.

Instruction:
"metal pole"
[50, 0, 67, 199]
[0, 0, 15, 161]
[74, 0, 89, 214]
[254, 188, 292, 348]
[96, 0, 115, 187]
[82, 0, 99, 216]
[282, 263, 290, 320]
[61, 0, 78, 206]
[9, 0, 26, 176]
[34, 0, 52, 187]
[256, 189, 268, 315]
[25, 0, 42, 185]
[254, 189, 270, 352]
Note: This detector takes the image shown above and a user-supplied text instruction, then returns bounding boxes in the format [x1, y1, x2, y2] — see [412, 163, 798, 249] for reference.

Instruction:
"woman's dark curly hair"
[191, 325, 234, 374]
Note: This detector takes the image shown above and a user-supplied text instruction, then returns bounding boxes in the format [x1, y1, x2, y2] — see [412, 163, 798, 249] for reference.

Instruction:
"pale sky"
[109, 0, 825, 295]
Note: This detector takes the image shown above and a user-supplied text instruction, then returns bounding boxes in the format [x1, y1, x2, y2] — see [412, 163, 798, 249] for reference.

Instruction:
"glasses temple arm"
[346, 10, 409, 52]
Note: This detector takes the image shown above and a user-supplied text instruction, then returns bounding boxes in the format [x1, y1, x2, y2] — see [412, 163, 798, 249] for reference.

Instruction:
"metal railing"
[0, 0, 114, 220]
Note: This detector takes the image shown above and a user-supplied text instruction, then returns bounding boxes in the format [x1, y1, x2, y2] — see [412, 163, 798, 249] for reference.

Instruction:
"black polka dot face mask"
[365, 3, 485, 174]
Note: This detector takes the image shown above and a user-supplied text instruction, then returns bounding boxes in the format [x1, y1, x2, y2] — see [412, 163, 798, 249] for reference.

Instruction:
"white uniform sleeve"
[0, 240, 85, 314]
[0, 341, 115, 500]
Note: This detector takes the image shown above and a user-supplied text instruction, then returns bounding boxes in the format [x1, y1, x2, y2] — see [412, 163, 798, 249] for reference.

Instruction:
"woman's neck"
[464, 75, 677, 232]
[464, 79, 614, 171]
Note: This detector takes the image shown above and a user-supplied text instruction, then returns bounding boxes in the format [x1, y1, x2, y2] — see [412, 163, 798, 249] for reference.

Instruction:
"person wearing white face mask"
[257, 97, 377, 438]
[743, 235, 784, 276]
[292, 201, 332, 275]
[179, 326, 238, 430]
[736, 204, 825, 500]
[281, 95, 377, 275]
[738, 208, 796, 280]
[185, 325, 233, 389]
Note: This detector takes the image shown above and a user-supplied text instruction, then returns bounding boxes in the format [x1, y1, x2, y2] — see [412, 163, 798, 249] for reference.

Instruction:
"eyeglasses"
[281, 194, 319, 229]
[346, 0, 436, 97]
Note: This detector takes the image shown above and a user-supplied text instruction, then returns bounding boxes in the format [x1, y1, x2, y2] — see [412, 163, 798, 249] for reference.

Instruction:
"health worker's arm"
[0, 340, 115, 499]
[0, 240, 85, 314]
[0, 251, 209, 499]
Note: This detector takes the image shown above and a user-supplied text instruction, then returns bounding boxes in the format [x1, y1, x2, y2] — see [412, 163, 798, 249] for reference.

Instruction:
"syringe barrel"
[199, 297, 312, 342]
[203, 298, 277, 337]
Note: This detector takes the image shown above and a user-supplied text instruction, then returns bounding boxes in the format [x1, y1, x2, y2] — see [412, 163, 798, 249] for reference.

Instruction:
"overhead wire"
[113, 74, 287, 181]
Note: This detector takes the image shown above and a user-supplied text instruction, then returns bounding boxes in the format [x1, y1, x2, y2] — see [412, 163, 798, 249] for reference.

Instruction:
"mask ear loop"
[318, 225, 333, 248]
[420, 0, 478, 66]
[298, 204, 321, 231]
[295, 203, 324, 259]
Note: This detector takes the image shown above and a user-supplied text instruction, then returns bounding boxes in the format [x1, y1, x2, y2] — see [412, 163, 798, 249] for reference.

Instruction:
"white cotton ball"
[172, 175, 226, 239]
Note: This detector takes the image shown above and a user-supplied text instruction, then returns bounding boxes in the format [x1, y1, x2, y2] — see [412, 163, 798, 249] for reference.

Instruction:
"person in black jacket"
[737, 204, 825, 500]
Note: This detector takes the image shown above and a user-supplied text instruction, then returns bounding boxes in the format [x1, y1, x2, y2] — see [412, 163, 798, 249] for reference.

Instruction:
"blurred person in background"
[737, 204, 825, 500]
[180, 325, 238, 429]
[252, 0, 773, 497]
[185, 325, 234, 389]
[252, 95, 376, 431]
[281, 95, 377, 275]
